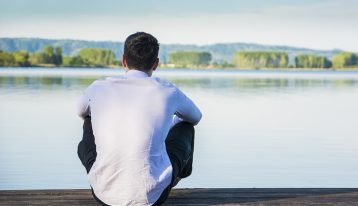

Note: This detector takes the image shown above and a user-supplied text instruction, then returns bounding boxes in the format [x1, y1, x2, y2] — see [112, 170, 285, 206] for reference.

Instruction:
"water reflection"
[1, 76, 358, 92]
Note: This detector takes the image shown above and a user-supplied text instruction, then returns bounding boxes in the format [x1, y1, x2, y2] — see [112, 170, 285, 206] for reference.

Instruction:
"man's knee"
[183, 122, 194, 137]
[178, 121, 194, 132]
[77, 141, 96, 173]
[77, 141, 87, 168]
[78, 116, 97, 173]
[170, 121, 195, 139]
[83, 116, 93, 135]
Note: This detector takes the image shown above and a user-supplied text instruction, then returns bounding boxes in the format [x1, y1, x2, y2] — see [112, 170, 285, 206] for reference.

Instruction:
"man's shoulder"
[84, 78, 113, 94]
[87, 79, 104, 88]
[88, 76, 125, 88]
[151, 77, 177, 89]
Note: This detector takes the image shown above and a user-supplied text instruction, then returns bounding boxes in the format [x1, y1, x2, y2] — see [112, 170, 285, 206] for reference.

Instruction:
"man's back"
[78, 70, 201, 205]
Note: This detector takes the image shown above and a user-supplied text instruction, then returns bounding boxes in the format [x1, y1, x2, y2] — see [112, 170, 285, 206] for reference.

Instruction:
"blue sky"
[0, 0, 357, 51]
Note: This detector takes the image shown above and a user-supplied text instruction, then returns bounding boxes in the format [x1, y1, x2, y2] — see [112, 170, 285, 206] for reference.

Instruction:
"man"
[77, 32, 202, 206]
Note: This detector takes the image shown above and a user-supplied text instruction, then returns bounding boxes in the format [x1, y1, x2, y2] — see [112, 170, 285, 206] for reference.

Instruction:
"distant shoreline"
[1, 44, 357, 69]
[2, 38, 355, 69]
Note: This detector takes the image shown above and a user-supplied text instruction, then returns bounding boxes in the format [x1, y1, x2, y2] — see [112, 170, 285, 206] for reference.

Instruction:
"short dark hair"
[124, 32, 159, 71]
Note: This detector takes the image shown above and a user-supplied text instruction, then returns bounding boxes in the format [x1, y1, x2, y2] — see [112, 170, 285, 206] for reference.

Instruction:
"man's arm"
[174, 88, 202, 125]
[77, 93, 90, 119]
[77, 84, 94, 119]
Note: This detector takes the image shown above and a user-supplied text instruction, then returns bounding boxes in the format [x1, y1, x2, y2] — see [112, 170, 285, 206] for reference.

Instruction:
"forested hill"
[0, 37, 343, 63]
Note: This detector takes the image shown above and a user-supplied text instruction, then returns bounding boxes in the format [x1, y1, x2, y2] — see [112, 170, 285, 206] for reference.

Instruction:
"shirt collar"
[124, 69, 149, 78]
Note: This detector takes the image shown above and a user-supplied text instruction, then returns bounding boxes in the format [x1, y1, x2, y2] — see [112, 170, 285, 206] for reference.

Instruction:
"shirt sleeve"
[77, 94, 90, 119]
[174, 87, 202, 125]
[77, 83, 95, 119]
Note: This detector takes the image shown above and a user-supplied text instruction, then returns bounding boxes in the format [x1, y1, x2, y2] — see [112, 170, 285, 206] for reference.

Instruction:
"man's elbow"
[76, 109, 86, 120]
[192, 111, 202, 126]
[77, 103, 90, 120]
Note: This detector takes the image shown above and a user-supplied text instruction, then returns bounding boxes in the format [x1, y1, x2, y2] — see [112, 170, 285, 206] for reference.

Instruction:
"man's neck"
[126, 69, 153, 77]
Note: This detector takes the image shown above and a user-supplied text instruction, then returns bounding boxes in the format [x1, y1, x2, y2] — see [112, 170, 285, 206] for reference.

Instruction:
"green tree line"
[331, 52, 358, 68]
[1, 45, 358, 69]
[0, 45, 121, 67]
[233, 51, 289, 68]
[295, 55, 332, 68]
[167, 51, 358, 69]
[29, 45, 63, 66]
[168, 51, 212, 67]
[232, 51, 357, 69]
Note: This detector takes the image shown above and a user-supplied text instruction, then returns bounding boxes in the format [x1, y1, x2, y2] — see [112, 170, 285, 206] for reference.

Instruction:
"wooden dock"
[0, 188, 358, 205]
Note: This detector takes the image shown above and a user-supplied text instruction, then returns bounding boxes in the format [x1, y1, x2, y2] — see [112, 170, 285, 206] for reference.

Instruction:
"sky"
[0, 0, 357, 51]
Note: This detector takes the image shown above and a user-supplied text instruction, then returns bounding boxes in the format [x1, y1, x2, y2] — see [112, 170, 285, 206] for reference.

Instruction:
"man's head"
[123, 32, 159, 75]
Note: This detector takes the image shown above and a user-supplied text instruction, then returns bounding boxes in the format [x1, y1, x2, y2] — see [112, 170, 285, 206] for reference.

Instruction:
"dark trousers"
[77, 117, 195, 206]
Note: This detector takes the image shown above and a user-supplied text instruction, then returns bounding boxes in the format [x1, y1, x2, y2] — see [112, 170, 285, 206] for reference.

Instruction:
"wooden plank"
[0, 188, 357, 205]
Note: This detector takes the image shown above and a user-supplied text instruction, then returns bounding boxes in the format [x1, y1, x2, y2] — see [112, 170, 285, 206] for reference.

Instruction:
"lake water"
[0, 68, 358, 190]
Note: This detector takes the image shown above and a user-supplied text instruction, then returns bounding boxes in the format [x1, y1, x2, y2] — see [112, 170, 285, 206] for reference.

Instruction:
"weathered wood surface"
[0, 188, 358, 206]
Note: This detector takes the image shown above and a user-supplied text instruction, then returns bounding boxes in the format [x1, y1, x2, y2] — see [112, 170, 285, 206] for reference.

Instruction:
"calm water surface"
[0, 68, 358, 189]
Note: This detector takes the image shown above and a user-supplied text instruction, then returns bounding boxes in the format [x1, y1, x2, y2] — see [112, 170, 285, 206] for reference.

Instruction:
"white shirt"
[77, 69, 202, 206]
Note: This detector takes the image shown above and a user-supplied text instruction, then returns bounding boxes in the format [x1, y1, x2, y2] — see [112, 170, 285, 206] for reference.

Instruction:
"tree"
[79, 48, 115, 67]
[233, 51, 289, 69]
[62, 56, 87, 67]
[54, 47, 62, 66]
[27, 45, 58, 65]
[29, 53, 47, 65]
[43, 45, 55, 64]
[169, 51, 212, 66]
[0, 50, 15, 66]
[113, 60, 122, 66]
[332, 52, 358, 68]
[295, 54, 331, 68]
[13, 51, 30, 67]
